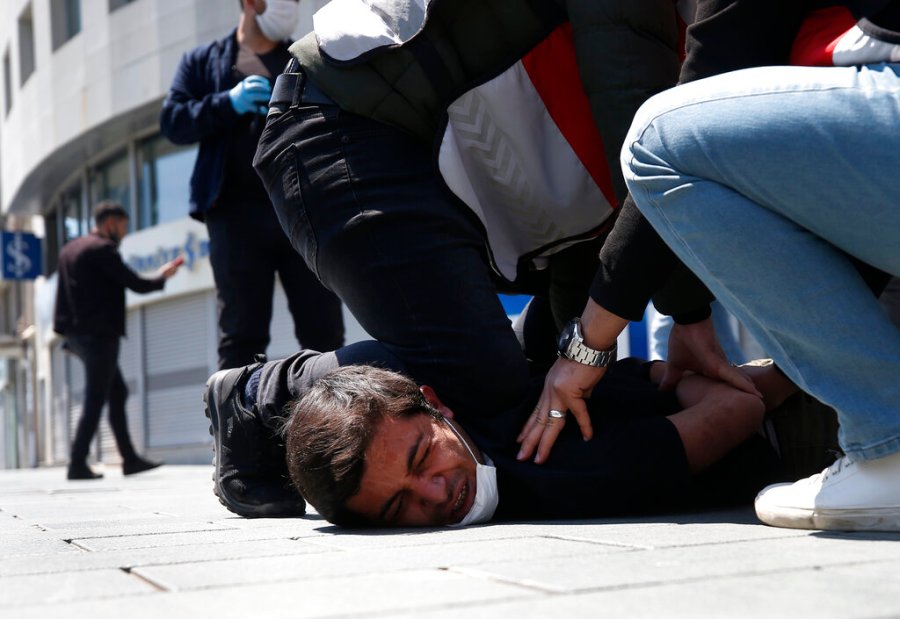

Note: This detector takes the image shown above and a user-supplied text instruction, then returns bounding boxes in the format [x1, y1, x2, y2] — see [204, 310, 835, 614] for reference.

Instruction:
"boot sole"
[203, 371, 304, 518]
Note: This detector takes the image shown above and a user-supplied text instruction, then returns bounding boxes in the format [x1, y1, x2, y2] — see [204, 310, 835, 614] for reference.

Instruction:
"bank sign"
[120, 217, 215, 306]
[1, 231, 43, 281]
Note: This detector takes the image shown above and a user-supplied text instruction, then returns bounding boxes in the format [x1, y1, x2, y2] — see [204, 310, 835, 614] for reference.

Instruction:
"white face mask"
[443, 418, 499, 527]
[256, 0, 301, 42]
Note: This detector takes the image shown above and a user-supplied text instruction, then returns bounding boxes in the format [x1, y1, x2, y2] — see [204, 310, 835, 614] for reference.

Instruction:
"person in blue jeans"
[621, 15, 900, 531]
[519, 0, 900, 529]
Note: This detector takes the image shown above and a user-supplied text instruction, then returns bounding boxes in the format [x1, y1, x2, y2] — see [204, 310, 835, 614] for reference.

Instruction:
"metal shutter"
[144, 292, 214, 448]
[50, 341, 71, 464]
[66, 347, 85, 461]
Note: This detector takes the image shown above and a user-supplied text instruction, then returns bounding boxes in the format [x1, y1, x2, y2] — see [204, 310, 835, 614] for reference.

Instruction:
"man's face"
[345, 415, 479, 527]
[101, 217, 129, 245]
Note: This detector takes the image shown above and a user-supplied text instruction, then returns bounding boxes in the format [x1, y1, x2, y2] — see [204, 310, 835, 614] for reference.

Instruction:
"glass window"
[61, 183, 86, 243]
[18, 4, 36, 86]
[108, 0, 138, 12]
[44, 209, 60, 275]
[2, 48, 11, 116]
[90, 151, 131, 226]
[137, 134, 196, 229]
[51, 0, 82, 51]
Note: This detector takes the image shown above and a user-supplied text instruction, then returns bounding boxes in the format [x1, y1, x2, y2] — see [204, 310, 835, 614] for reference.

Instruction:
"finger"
[517, 414, 548, 461]
[516, 414, 536, 445]
[717, 364, 763, 398]
[245, 75, 270, 87]
[516, 408, 536, 443]
[518, 392, 549, 443]
[567, 397, 593, 442]
[534, 415, 566, 464]
[658, 365, 683, 391]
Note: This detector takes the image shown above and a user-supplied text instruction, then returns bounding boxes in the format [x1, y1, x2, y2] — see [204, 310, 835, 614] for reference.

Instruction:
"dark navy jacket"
[160, 31, 242, 222]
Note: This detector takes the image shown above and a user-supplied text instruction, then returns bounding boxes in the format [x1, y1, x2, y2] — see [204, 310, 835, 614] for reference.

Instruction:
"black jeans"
[66, 335, 137, 465]
[205, 197, 345, 370]
[253, 104, 534, 427]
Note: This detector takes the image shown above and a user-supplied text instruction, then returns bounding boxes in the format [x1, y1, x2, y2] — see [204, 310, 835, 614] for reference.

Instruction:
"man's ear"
[419, 385, 454, 419]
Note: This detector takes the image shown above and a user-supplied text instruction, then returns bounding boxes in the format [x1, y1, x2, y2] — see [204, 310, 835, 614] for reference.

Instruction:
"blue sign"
[1, 231, 43, 281]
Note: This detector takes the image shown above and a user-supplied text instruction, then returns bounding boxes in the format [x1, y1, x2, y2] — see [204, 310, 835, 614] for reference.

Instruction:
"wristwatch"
[557, 318, 617, 367]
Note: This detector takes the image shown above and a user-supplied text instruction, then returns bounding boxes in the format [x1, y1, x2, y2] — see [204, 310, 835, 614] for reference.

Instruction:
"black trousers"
[66, 335, 137, 465]
[253, 103, 533, 425]
[251, 99, 607, 428]
[205, 199, 345, 370]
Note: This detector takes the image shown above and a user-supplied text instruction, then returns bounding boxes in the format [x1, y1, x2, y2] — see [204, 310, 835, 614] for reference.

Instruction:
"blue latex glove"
[228, 75, 272, 115]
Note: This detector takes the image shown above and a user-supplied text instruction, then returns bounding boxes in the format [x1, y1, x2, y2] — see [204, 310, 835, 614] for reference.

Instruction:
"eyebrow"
[377, 431, 423, 523]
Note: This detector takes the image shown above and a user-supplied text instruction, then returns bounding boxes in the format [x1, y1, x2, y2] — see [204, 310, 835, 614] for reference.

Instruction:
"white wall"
[0, 0, 237, 214]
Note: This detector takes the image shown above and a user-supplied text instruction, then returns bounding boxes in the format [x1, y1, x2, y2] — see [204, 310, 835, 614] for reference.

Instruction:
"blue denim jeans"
[623, 63, 900, 461]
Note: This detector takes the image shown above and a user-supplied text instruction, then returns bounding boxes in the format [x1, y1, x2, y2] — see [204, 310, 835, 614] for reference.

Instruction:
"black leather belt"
[270, 59, 336, 111]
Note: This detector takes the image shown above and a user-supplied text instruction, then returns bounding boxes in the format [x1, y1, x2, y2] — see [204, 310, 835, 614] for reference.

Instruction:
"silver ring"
[547, 409, 566, 420]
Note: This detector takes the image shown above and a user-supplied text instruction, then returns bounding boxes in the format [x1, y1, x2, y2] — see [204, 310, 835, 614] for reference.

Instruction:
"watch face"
[557, 328, 571, 354]
[557, 320, 577, 356]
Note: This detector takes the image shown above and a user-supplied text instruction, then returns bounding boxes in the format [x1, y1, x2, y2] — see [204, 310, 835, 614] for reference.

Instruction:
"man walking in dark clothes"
[54, 201, 183, 480]
[160, 0, 344, 370]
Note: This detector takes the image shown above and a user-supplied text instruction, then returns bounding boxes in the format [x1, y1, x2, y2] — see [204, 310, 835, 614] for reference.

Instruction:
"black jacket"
[54, 233, 165, 338]
[463, 360, 779, 520]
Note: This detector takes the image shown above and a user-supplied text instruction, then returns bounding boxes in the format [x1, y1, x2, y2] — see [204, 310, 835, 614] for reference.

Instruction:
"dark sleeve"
[96, 246, 166, 294]
[866, 0, 900, 28]
[588, 0, 811, 324]
[159, 48, 239, 145]
[560, 0, 710, 323]
[680, 0, 809, 83]
[565, 0, 682, 204]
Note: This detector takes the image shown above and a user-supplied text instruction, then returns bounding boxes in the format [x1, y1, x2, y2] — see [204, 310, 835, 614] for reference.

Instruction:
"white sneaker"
[755, 450, 900, 532]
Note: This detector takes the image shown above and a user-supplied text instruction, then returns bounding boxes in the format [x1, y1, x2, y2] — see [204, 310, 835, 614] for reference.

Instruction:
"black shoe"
[203, 361, 306, 518]
[67, 464, 103, 480]
[123, 457, 164, 476]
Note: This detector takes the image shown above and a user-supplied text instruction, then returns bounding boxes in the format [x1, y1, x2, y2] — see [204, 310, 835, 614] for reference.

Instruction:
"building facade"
[0, 0, 356, 469]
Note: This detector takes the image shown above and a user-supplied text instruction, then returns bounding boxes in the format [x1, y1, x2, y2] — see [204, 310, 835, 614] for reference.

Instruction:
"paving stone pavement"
[1, 465, 899, 618]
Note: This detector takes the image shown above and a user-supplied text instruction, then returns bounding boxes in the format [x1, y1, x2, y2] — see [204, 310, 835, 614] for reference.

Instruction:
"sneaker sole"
[203, 371, 301, 518]
[755, 502, 900, 532]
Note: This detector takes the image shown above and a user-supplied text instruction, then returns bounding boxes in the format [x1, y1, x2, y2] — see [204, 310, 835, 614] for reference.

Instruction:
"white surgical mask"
[443, 418, 499, 526]
[256, 0, 301, 42]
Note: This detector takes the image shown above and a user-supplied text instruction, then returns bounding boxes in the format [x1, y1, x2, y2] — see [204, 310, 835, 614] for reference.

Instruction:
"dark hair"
[284, 366, 440, 527]
[92, 200, 129, 226]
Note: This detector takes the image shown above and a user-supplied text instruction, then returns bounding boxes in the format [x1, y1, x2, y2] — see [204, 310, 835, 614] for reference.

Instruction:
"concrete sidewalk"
[1, 465, 899, 618]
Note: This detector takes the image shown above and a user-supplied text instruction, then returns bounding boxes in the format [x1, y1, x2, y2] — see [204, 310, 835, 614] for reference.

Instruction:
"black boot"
[203, 360, 305, 517]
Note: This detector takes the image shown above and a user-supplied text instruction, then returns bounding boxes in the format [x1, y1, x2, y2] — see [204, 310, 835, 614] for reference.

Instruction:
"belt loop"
[290, 68, 305, 110]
